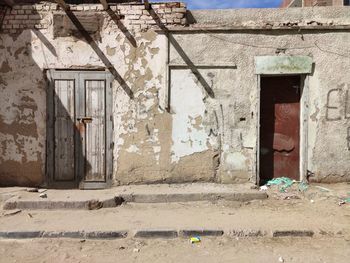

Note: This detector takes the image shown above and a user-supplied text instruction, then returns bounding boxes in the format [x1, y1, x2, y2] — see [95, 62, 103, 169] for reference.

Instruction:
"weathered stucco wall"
[0, 4, 349, 186]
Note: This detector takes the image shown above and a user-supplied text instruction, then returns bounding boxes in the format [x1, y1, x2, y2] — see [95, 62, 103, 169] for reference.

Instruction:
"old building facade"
[0, 2, 349, 188]
[281, 0, 349, 7]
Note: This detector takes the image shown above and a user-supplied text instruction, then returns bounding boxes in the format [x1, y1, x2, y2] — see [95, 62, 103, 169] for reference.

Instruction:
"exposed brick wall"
[0, 2, 187, 34]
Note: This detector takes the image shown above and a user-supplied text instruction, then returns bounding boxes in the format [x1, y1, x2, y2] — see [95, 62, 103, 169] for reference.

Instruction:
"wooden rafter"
[53, 0, 134, 99]
[3, 0, 15, 7]
[55, 0, 70, 11]
[98, 0, 109, 10]
[144, 0, 150, 10]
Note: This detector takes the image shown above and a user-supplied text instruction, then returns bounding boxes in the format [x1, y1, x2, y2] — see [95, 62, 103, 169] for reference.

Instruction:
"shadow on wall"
[46, 72, 90, 189]
[0, 5, 91, 188]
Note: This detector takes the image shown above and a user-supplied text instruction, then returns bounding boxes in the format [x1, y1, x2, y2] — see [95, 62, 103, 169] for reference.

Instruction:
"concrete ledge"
[2, 185, 268, 210]
[3, 198, 119, 210]
[179, 230, 224, 237]
[0, 231, 128, 239]
[228, 229, 266, 237]
[134, 230, 178, 239]
[0, 231, 43, 239]
[273, 230, 314, 237]
[121, 192, 268, 204]
[0, 229, 320, 239]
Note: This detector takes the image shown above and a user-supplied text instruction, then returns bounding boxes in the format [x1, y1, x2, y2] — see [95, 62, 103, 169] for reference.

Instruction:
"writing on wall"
[325, 83, 350, 150]
[326, 85, 350, 121]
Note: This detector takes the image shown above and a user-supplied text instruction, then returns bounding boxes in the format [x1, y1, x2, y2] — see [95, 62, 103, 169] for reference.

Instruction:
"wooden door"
[47, 71, 113, 189]
[259, 76, 300, 183]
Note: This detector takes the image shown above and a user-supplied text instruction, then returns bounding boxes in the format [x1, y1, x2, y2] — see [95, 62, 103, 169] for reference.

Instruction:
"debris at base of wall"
[190, 237, 201, 244]
[26, 188, 38, 193]
[39, 193, 47, 198]
[3, 209, 22, 217]
[259, 185, 268, 191]
[338, 197, 350, 206]
[266, 177, 295, 192]
[315, 186, 331, 192]
[278, 256, 285, 263]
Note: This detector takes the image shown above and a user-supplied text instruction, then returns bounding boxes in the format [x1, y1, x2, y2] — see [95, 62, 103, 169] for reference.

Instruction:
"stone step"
[1, 183, 267, 210]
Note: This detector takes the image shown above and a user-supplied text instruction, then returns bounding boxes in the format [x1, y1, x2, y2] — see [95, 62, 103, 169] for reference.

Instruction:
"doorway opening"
[259, 76, 301, 185]
[46, 70, 113, 189]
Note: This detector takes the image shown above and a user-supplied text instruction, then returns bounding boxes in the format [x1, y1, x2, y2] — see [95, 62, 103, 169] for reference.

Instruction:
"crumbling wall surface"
[0, 2, 189, 186]
[190, 6, 350, 28]
[179, 7, 350, 183]
[0, 32, 47, 186]
[1, 3, 349, 186]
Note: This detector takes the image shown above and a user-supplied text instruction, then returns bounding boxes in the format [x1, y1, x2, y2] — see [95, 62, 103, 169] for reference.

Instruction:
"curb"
[121, 192, 268, 204]
[272, 230, 314, 237]
[3, 192, 268, 210]
[0, 229, 321, 240]
[2, 198, 119, 210]
[179, 230, 224, 237]
[134, 230, 178, 239]
[0, 231, 128, 239]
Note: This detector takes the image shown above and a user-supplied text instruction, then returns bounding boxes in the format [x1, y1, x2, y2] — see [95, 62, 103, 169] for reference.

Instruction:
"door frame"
[46, 70, 114, 189]
[254, 56, 313, 185]
[256, 74, 308, 184]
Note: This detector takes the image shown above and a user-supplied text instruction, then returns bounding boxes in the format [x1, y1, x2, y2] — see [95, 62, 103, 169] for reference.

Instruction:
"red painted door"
[260, 76, 300, 182]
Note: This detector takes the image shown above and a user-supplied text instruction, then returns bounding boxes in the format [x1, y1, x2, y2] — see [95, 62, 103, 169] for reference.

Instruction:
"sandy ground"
[1, 183, 350, 235]
[0, 237, 350, 263]
[0, 183, 350, 262]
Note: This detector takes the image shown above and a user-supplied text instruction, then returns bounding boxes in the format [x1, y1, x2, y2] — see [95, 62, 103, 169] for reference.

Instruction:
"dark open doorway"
[259, 76, 301, 184]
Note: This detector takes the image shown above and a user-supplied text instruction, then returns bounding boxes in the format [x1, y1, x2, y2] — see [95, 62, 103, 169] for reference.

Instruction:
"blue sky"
[158, 0, 283, 9]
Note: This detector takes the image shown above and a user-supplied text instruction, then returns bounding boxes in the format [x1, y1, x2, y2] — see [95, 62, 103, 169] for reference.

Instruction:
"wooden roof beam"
[98, 0, 109, 10]
[144, 0, 150, 10]
[54, 0, 70, 11]
[3, 0, 15, 7]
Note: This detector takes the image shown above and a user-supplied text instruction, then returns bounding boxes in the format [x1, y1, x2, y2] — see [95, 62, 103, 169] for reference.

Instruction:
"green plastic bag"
[267, 177, 294, 192]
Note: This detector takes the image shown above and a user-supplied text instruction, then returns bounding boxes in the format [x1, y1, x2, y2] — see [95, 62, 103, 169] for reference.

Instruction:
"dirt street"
[1, 183, 350, 262]
[0, 237, 350, 263]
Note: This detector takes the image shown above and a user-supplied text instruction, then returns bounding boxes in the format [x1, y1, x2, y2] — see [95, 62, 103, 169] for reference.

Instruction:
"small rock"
[27, 188, 38, 192]
[339, 200, 346, 206]
[79, 239, 86, 243]
[310, 199, 315, 203]
[119, 246, 126, 250]
[278, 256, 284, 262]
[39, 193, 47, 198]
[4, 209, 21, 216]
[260, 185, 268, 191]
[27, 213, 33, 218]
[133, 248, 140, 253]
[88, 200, 103, 210]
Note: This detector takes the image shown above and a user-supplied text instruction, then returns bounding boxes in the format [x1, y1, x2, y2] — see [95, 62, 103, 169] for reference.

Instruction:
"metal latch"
[77, 117, 93, 124]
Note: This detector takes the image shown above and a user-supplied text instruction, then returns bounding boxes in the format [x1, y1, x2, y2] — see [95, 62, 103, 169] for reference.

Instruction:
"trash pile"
[260, 177, 350, 206]
[260, 177, 308, 193]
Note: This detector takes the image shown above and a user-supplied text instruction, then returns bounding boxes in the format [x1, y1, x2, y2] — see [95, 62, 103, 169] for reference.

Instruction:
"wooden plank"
[46, 71, 55, 185]
[98, 0, 109, 10]
[105, 73, 114, 184]
[84, 79, 106, 182]
[54, 80, 75, 181]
